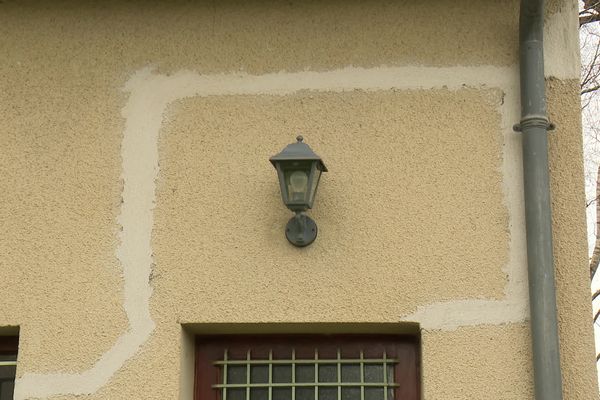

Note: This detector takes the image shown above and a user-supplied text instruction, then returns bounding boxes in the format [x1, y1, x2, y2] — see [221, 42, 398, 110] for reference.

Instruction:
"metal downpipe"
[518, 0, 563, 398]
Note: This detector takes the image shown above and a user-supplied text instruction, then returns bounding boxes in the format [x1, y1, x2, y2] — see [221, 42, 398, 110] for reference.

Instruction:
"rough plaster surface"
[0, 0, 595, 399]
[0, 0, 520, 83]
[547, 79, 599, 399]
[8, 65, 595, 400]
[0, 0, 574, 82]
[16, 65, 519, 399]
[0, 85, 128, 372]
[422, 323, 534, 399]
[14, 69, 158, 398]
[155, 88, 509, 323]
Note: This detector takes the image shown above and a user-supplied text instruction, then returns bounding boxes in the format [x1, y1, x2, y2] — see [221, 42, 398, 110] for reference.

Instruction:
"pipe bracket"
[513, 115, 555, 132]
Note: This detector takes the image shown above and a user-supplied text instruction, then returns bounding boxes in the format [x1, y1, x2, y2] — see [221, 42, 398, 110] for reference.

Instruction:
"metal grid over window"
[195, 335, 419, 400]
[213, 348, 397, 400]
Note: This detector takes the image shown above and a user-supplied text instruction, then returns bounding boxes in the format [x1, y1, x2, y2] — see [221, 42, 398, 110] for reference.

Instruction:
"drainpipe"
[516, 0, 563, 399]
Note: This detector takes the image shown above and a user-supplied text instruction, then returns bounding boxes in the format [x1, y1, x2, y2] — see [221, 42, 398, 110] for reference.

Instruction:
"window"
[195, 335, 419, 400]
[0, 336, 18, 400]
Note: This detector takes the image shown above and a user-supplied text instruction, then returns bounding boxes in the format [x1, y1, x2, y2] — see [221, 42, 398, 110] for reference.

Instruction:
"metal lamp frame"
[270, 136, 327, 247]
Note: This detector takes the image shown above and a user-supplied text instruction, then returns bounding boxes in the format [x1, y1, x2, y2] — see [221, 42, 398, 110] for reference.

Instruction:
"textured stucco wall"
[0, 85, 128, 372]
[0, 0, 596, 399]
[547, 78, 599, 400]
[154, 89, 508, 321]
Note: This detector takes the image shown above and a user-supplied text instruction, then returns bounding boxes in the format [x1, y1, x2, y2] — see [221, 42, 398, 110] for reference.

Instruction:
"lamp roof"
[269, 135, 328, 172]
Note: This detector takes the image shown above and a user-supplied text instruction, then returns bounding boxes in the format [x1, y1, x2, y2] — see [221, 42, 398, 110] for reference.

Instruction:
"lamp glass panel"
[282, 162, 312, 206]
[308, 167, 322, 207]
[287, 170, 309, 202]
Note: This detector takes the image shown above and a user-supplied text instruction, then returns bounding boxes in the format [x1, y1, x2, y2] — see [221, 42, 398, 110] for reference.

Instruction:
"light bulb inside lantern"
[289, 171, 308, 202]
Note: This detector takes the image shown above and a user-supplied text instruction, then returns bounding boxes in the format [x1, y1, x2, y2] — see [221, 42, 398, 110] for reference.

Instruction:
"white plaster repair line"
[14, 64, 524, 399]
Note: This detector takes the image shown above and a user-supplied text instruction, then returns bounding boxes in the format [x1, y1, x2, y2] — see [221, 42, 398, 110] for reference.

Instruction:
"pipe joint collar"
[513, 115, 555, 132]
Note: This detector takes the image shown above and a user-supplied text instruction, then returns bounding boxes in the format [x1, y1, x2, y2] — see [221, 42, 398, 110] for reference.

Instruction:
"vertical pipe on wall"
[518, 0, 563, 399]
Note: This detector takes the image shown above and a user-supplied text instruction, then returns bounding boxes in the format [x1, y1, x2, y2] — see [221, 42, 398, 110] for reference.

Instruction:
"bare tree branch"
[587, 197, 598, 208]
[581, 0, 600, 26]
[581, 14, 600, 26]
[582, 85, 600, 95]
[582, 38, 600, 95]
[589, 164, 600, 280]
[581, 43, 599, 88]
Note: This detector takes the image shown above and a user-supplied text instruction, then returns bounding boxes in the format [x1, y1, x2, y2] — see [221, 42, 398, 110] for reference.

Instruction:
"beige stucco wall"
[0, 0, 596, 399]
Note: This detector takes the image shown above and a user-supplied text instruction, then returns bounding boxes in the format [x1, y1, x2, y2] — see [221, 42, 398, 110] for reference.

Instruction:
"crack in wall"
[14, 65, 527, 398]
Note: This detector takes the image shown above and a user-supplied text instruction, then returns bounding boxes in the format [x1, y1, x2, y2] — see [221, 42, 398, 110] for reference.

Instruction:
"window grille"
[213, 348, 397, 400]
[195, 335, 419, 400]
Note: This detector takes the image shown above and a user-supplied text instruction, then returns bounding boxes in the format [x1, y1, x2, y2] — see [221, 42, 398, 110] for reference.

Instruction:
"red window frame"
[195, 334, 420, 400]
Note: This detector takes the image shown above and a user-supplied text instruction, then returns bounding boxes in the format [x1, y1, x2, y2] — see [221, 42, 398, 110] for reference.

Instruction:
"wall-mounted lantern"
[270, 136, 327, 247]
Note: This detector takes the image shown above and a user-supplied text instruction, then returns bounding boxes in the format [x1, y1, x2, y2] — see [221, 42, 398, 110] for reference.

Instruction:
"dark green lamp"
[270, 135, 327, 247]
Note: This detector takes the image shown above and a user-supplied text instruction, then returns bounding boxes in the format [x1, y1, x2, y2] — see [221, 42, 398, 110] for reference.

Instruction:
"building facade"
[0, 0, 596, 399]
